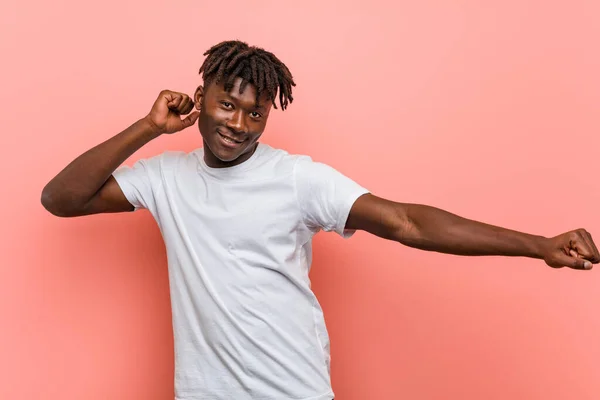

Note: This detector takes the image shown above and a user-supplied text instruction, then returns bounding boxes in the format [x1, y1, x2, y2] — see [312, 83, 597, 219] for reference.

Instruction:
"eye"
[221, 101, 233, 109]
[250, 111, 262, 119]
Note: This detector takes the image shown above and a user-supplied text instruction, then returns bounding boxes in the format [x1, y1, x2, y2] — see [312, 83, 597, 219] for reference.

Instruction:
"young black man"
[41, 40, 599, 400]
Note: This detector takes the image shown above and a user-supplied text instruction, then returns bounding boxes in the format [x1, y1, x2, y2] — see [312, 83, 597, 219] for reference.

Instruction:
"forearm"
[399, 204, 547, 259]
[42, 117, 159, 210]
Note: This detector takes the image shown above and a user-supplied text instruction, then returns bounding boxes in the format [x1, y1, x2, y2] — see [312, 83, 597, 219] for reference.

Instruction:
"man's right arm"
[41, 90, 199, 217]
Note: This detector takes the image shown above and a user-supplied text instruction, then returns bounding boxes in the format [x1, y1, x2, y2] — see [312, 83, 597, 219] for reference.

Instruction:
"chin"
[208, 140, 246, 162]
[215, 151, 244, 162]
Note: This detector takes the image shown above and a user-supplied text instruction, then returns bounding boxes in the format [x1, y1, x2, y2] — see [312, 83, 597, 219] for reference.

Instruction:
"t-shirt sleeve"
[294, 156, 370, 238]
[112, 153, 166, 212]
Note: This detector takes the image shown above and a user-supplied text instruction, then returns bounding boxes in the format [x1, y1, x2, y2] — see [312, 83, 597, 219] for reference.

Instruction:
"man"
[41, 40, 598, 400]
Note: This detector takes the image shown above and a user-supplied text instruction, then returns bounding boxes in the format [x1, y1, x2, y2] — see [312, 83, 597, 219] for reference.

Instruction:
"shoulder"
[258, 145, 350, 183]
[253, 143, 311, 176]
[159, 149, 195, 164]
[258, 144, 319, 168]
[117, 150, 198, 180]
[292, 154, 341, 180]
[147, 149, 199, 170]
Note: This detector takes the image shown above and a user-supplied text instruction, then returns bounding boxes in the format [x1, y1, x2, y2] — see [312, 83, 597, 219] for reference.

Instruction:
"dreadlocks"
[199, 40, 296, 110]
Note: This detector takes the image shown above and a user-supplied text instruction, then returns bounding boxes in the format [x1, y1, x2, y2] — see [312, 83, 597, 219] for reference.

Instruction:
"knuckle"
[569, 231, 579, 241]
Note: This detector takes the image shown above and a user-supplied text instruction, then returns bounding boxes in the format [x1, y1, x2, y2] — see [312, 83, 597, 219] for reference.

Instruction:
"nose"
[225, 110, 247, 134]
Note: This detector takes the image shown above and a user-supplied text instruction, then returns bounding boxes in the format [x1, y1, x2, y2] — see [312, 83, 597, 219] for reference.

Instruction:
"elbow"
[40, 187, 63, 216]
[41, 186, 77, 217]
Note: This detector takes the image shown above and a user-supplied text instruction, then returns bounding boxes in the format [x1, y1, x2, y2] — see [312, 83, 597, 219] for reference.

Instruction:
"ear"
[194, 85, 204, 109]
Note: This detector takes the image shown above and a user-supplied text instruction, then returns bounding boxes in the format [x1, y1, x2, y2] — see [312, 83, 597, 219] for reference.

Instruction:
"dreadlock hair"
[199, 40, 296, 110]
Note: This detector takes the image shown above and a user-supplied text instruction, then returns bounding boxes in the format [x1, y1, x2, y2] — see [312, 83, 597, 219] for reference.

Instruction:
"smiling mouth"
[218, 132, 245, 144]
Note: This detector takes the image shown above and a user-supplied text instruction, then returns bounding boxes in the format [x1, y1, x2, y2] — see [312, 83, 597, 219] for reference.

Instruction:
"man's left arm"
[345, 193, 599, 270]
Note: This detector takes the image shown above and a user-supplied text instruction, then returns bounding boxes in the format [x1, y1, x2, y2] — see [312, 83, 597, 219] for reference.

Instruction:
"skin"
[193, 78, 272, 168]
[41, 79, 599, 271]
[346, 196, 599, 270]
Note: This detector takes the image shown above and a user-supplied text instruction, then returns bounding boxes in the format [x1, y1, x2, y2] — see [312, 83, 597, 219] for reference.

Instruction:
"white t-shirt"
[113, 143, 369, 400]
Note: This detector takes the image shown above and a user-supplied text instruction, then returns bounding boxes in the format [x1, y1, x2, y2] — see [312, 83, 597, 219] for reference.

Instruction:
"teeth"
[221, 134, 241, 144]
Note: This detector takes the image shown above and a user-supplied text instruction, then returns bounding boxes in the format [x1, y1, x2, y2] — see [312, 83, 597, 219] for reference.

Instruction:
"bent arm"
[41, 117, 160, 217]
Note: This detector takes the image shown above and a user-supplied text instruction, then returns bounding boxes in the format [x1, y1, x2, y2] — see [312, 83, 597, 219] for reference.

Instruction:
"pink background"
[2, 1, 599, 399]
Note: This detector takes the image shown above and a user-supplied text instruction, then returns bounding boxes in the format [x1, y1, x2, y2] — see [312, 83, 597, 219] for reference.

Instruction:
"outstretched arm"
[346, 194, 599, 270]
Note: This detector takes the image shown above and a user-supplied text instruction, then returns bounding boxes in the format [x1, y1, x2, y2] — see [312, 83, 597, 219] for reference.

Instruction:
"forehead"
[207, 77, 270, 108]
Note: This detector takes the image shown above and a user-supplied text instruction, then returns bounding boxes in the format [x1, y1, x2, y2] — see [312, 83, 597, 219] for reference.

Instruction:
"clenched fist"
[542, 229, 599, 270]
[145, 90, 200, 135]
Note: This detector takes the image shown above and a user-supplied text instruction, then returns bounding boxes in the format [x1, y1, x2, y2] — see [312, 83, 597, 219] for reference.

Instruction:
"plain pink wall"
[2, 1, 599, 399]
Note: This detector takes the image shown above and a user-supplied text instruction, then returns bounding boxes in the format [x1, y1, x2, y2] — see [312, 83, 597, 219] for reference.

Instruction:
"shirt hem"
[174, 390, 334, 400]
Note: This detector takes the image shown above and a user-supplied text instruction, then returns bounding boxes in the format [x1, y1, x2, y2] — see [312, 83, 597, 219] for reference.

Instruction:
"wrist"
[532, 235, 550, 259]
[140, 115, 164, 138]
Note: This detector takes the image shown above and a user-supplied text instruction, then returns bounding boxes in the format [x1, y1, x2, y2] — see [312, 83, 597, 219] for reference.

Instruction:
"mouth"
[217, 131, 246, 147]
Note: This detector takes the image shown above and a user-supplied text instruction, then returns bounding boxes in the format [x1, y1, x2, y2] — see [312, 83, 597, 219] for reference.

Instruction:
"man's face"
[194, 77, 272, 167]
